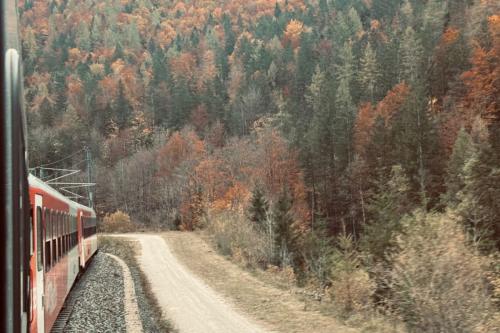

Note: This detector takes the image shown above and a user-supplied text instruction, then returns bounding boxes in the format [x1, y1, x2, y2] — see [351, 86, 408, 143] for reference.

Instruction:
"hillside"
[20, 0, 500, 331]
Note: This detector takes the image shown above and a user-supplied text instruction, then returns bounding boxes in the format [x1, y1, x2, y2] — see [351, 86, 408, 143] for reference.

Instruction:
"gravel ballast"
[99, 237, 173, 332]
[64, 252, 126, 332]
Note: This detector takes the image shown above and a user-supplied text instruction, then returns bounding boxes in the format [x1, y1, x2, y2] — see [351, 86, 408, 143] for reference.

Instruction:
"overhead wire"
[33, 148, 85, 169]
[39, 159, 87, 182]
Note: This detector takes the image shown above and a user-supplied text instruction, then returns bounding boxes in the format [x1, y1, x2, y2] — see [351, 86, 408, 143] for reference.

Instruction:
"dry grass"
[162, 231, 359, 333]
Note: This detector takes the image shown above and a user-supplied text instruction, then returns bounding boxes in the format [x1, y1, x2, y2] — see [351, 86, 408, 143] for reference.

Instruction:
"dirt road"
[118, 234, 267, 333]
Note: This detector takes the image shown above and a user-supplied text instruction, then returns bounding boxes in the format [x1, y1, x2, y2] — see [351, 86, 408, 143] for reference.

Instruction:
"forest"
[20, 0, 499, 331]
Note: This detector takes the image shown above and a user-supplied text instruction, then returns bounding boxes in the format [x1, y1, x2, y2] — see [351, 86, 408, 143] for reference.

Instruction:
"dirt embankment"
[162, 231, 357, 333]
[118, 233, 267, 333]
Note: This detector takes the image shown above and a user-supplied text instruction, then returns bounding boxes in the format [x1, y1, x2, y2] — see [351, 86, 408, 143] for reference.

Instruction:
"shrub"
[329, 235, 376, 315]
[100, 210, 135, 233]
[388, 210, 499, 333]
[206, 211, 273, 268]
[301, 224, 334, 289]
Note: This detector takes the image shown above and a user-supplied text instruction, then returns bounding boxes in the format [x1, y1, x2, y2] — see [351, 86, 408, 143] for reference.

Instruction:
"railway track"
[50, 251, 141, 332]
[50, 289, 78, 333]
[50, 257, 95, 333]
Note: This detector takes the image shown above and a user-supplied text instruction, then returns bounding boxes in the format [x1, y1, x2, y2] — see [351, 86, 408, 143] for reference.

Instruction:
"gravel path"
[99, 237, 172, 332]
[117, 234, 267, 333]
[64, 252, 126, 332]
[105, 253, 143, 333]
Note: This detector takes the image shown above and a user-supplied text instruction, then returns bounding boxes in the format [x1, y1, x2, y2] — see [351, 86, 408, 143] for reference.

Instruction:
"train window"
[44, 210, 49, 241]
[64, 214, 67, 255]
[68, 215, 71, 248]
[57, 213, 61, 260]
[70, 221, 73, 248]
[50, 211, 54, 265]
[57, 213, 62, 258]
[52, 212, 56, 265]
[61, 214, 64, 256]
[74, 215, 77, 247]
[36, 207, 43, 271]
[49, 210, 53, 240]
[62, 214, 65, 254]
[44, 210, 50, 272]
[58, 213, 61, 257]
[30, 206, 33, 256]
[68, 216, 71, 249]
[58, 213, 61, 259]
[65, 215, 67, 253]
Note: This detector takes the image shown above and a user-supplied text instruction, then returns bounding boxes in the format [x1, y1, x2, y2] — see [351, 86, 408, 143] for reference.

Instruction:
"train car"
[1, 0, 32, 332]
[2, 1, 98, 332]
[28, 175, 97, 333]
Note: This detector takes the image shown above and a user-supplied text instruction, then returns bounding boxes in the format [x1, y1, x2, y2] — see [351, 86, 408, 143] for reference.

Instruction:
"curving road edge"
[117, 234, 268, 333]
[104, 253, 144, 333]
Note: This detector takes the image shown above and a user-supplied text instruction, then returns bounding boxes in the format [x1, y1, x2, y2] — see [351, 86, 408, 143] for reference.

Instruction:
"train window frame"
[74, 215, 77, 247]
[70, 216, 73, 248]
[44, 209, 51, 272]
[57, 212, 61, 259]
[57, 212, 61, 261]
[63, 214, 67, 255]
[68, 215, 71, 249]
[51, 211, 56, 266]
[58, 212, 61, 259]
[30, 206, 33, 256]
[36, 207, 43, 271]
[64, 213, 69, 253]
[62, 214, 65, 254]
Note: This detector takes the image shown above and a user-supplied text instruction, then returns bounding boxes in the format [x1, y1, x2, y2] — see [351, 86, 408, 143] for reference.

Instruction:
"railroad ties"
[51, 283, 78, 332]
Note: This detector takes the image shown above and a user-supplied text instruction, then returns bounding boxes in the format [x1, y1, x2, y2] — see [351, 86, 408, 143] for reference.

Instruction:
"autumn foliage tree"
[283, 19, 305, 49]
[461, 15, 500, 127]
[21, 0, 500, 327]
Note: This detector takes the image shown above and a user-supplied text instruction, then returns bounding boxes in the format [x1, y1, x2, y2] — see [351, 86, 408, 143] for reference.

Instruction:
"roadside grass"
[163, 231, 366, 333]
[99, 236, 176, 333]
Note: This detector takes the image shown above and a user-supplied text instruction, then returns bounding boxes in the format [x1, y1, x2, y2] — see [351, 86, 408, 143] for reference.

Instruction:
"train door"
[34, 195, 44, 333]
[78, 211, 84, 268]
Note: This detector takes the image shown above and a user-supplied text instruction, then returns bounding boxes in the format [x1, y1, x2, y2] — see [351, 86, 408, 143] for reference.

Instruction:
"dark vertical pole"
[0, 0, 7, 330]
[85, 146, 93, 208]
[2, 46, 23, 333]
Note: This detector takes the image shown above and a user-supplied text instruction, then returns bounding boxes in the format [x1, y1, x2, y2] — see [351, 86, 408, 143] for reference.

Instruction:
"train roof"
[28, 174, 94, 214]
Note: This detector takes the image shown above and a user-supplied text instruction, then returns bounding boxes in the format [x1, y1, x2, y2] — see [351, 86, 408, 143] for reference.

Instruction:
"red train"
[28, 175, 98, 333]
[2, 1, 98, 332]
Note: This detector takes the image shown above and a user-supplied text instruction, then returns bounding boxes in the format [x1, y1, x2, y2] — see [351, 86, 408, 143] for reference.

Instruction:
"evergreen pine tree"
[399, 27, 424, 84]
[319, 0, 328, 14]
[248, 187, 269, 229]
[114, 80, 133, 129]
[294, 32, 315, 99]
[305, 66, 335, 212]
[442, 128, 475, 206]
[273, 189, 298, 267]
[456, 121, 500, 251]
[76, 21, 91, 52]
[359, 42, 380, 103]
[222, 14, 235, 55]
[274, 2, 282, 18]
[360, 165, 412, 263]
[53, 71, 67, 116]
[333, 42, 356, 168]
[112, 42, 124, 61]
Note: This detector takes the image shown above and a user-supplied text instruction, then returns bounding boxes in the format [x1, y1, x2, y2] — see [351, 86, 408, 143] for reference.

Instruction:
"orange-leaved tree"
[461, 15, 500, 126]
